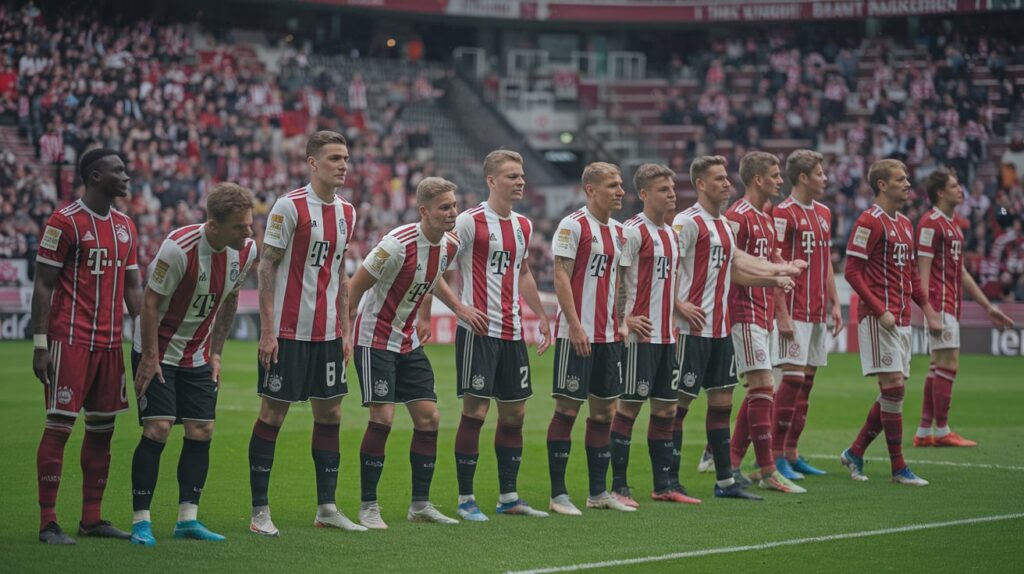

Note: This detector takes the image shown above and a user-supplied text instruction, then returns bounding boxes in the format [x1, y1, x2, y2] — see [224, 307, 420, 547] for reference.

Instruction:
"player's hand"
[343, 339, 353, 367]
[777, 317, 795, 340]
[134, 353, 164, 398]
[925, 308, 943, 337]
[32, 348, 53, 386]
[210, 354, 221, 387]
[568, 322, 591, 357]
[830, 303, 844, 337]
[879, 311, 896, 331]
[624, 315, 653, 341]
[258, 331, 278, 371]
[775, 276, 796, 293]
[417, 321, 432, 344]
[456, 303, 488, 336]
[988, 305, 1015, 330]
[536, 317, 552, 356]
[778, 260, 807, 276]
[678, 301, 706, 334]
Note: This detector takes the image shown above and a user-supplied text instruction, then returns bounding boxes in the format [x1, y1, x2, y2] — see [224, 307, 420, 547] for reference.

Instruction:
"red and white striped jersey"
[725, 198, 776, 330]
[132, 225, 257, 368]
[36, 199, 138, 350]
[620, 212, 679, 344]
[552, 207, 624, 344]
[773, 197, 832, 323]
[673, 204, 734, 338]
[916, 208, 964, 318]
[355, 223, 460, 353]
[846, 205, 918, 327]
[263, 184, 356, 342]
[453, 202, 533, 341]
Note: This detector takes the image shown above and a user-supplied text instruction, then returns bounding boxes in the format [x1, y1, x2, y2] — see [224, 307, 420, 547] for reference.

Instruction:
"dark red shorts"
[44, 341, 128, 417]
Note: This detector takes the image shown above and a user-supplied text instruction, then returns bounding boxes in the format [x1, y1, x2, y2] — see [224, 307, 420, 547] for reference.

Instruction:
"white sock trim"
[133, 510, 151, 524]
[177, 503, 198, 522]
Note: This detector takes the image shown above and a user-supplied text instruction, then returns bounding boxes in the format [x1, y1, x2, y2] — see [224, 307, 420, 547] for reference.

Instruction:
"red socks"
[932, 367, 957, 428]
[879, 386, 906, 473]
[81, 421, 115, 526]
[786, 374, 814, 457]
[772, 371, 803, 458]
[747, 390, 776, 474]
[730, 398, 751, 470]
[919, 365, 936, 427]
[850, 401, 882, 458]
[37, 421, 73, 529]
[455, 414, 484, 456]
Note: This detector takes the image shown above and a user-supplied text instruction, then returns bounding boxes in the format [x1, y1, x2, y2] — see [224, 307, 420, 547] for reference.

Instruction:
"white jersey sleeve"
[619, 224, 641, 268]
[263, 197, 297, 250]
[362, 234, 405, 281]
[552, 217, 581, 260]
[147, 239, 186, 297]
[231, 240, 258, 294]
[672, 212, 698, 258]
[453, 211, 475, 261]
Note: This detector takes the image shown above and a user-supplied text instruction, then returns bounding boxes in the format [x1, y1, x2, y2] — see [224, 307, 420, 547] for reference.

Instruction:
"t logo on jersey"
[654, 255, 669, 280]
[589, 253, 609, 277]
[407, 282, 431, 303]
[86, 247, 112, 275]
[191, 293, 218, 318]
[893, 243, 909, 267]
[950, 239, 962, 262]
[490, 250, 511, 275]
[310, 240, 330, 268]
[801, 231, 815, 255]
[753, 237, 769, 260]
[709, 245, 725, 270]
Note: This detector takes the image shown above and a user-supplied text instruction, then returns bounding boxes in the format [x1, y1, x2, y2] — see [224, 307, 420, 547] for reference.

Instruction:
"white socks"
[178, 502, 198, 522]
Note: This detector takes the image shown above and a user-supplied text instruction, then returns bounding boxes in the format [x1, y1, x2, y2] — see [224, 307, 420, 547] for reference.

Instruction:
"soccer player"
[672, 155, 802, 501]
[770, 150, 841, 480]
[609, 163, 700, 507]
[430, 150, 551, 521]
[913, 169, 1014, 447]
[248, 131, 364, 536]
[725, 152, 805, 494]
[32, 148, 141, 544]
[129, 183, 257, 546]
[841, 159, 943, 486]
[349, 177, 463, 528]
[546, 162, 634, 515]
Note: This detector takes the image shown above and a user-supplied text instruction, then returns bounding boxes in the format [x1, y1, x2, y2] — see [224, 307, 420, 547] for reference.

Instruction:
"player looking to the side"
[349, 177, 463, 528]
[430, 150, 552, 521]
[32, 148, 142, 544]
[248, 131, 364, 536]
[770, 150, 840, 480]
[913, 169, 1013, 447]
[129, 183, 257, 546]
[841, 159, 942, 486]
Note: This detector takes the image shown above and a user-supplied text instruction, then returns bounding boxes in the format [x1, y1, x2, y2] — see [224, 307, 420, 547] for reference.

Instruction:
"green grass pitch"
[1, 342, 1022, 573]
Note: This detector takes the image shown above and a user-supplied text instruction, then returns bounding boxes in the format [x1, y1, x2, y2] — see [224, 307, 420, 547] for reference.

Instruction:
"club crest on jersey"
[41, 225, 62, 251]
[374, 380, 389, 397]
[516, 227, 525, 246]
[338, 217, 346, 237]
[682, 372, 697, 389]
[56, 386, 73, 405]
[565, 375, 580, 393]
[471, 374, 486, 391]
[636, 380, 650, 397]
[230, 262, 240, 283]
[116, 224, 130, 243]
[266, 373, 283, 393]
[817, 215, 830, 233]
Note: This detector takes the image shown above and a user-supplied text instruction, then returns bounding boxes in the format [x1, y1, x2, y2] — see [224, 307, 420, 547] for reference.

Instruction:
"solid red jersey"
[916, 208, 964, 318]
[725, 198, 776, 329]
[845, 205, 920, 327]
[36, 200, 138, 350]
[773, 197, 831, 323]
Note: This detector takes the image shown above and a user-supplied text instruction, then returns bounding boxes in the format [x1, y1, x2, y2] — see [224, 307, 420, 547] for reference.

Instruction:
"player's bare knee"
[311, 398, 342, 425]
[496, 401, 525, 427]
[554, 397, 580, 418]
[259, 397, 289, 426]
[651, 399, 676, 419]
[462, 395, 490, 420]
[935, 349, 958, 371]
[677, 394, 694, 409]
[143, 420, 173, 442]
[184, 421, 214, 441]
[706, 388, 734, 407]
[410, 403, 441, 431]
[616, 400, 642, 419]
[878, 372, 905, 390]
[745, 370, 773, 390]
[369, 403, 396, 426]
[587, 397, 616, 422]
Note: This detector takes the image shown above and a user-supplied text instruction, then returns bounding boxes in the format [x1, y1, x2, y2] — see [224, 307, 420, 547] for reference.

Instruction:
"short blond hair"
[689, 155, 727, 187]
[867, 159, 908, 196]
[582, 162, 621, 188]
[633, 163, 675, 193]
[206, 182, 253, 223]
[739, 151, 780, 186]
[483, 149, 523, 178]
[416, 176, 458, 207]
[785, 149, 823, 186]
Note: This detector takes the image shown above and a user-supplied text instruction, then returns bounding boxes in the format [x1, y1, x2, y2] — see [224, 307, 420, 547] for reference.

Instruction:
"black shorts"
[674, 335, 739, 398]
[132, 351, 217, 424]
[621, 342, 679, 402]
[551, 339, 623, 401]
[257, 338, 347, 403]
[455, 327, 532, 402]
[354, 345, 436, 405]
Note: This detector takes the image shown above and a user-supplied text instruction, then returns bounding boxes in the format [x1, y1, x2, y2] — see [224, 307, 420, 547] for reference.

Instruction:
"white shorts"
[858, 316, 911, 377]
[732, 323, 773, 375]
[772, 320, 829, 368]
[928, 312, 960, 351]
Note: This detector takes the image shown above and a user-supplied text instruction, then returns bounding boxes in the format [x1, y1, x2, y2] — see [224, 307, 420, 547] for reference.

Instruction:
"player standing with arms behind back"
[430, 150, 552, 521]
[841, 159, 942, 486]
[128, 184, 257, 546]
[913, 169, 1013, 447]
[32, 148, 142, 544]
[248, 131, 365, 536]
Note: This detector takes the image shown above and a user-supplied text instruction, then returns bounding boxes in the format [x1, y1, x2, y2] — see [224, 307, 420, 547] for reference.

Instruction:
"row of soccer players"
[31, 135, 1012, 545]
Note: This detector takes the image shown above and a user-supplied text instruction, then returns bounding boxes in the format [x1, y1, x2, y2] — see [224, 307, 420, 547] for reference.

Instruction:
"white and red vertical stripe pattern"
[916, 208, 963, 318]
[673, 205, 734, 338]
[621, 213, 679, 344]
[725, 199, 776, 330]
[454, 202, 533, 341]
[355, 223, 460, 353]
[553, 208, 624, 344]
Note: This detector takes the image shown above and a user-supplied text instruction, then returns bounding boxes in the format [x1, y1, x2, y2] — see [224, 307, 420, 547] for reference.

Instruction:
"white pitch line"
[803, 453, 1024, 472]
[506, 513, 1024, 574]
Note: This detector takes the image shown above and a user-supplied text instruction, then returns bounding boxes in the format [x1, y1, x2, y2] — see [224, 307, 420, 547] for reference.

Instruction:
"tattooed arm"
[257, 245, 285, 370]
[553, 255, 590, 357]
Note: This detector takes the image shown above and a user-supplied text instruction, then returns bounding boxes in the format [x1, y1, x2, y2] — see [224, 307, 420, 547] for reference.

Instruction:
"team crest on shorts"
[755, 349, 767, 363]
[565, 375, 580, 393]
[788, 342, 801, 358]
[56, 386, 73, 405]
[139, 395, 148, 411]
[373, 380, 389, 397]
[942, 330, 953, 342]
[636, 380, 650, 397]
[471, 374, 486, 391]
[115, 224, 130, 243]
[267, 373, 283, 393]
[683, 372, 697, 388]
[881, 353, 893, 367]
